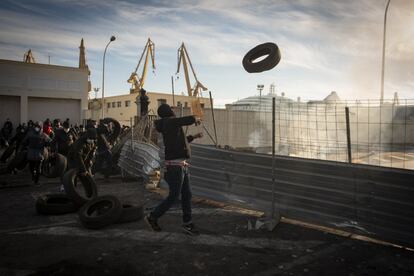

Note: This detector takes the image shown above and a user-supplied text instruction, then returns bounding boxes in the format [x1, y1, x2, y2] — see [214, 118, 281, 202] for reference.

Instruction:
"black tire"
[102, 118, 121, 144]
[0, 145, 15, 162]
[62, 169, 98, 207]
[35, 193, 78, 215]
[242, 42, 281, 73]
[78, 195, 123, 229]
[116, 203, 144, 224]
[42, 153, 67, 178]
[7, 150, 27, 171]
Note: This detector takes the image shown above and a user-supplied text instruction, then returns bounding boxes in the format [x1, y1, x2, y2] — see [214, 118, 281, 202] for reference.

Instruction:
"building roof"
[0, 59, 87, 72]
[323, 91, 341, 102]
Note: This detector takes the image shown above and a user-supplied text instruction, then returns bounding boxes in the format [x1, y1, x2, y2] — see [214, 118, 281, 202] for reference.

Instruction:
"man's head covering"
[157, 103, 175, 118]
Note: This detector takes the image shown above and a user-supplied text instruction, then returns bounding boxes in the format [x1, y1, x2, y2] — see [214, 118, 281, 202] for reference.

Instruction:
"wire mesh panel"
[181, 98, 413, 170]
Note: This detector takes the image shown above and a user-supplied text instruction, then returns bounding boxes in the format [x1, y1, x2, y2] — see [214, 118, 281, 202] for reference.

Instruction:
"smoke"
[346, 0, 414, 99]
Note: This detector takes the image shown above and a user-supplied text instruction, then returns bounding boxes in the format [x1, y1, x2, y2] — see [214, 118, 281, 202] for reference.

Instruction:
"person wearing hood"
[145, 103, 203, 235]
[93, 120, 113, 178]
[21, 121, 51, 185]
[51, 121, 74, 156]
[9, 124, 27, 155]
[1, 118, 13, 146]
[67, 127, 97, 177]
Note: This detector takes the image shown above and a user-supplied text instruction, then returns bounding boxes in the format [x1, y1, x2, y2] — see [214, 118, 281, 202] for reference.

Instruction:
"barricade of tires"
[35, 168, 143, 229]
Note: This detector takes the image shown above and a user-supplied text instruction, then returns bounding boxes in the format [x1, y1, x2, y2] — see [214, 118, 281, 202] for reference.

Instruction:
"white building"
[0, 40, 90, 128]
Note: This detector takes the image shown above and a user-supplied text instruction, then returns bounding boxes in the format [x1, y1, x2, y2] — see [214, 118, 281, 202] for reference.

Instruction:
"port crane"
[176, 42, 218, 146]
[23, 49, 35, 63]
[127, 38, 155, 94]
[176, 42, 207, 98]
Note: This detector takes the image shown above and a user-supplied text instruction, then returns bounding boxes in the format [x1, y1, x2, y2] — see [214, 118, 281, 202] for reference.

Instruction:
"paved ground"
[0, 169, 413, 276]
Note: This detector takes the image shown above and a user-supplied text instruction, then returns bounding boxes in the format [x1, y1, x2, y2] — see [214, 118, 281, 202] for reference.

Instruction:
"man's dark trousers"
[151, 165, 192, 223]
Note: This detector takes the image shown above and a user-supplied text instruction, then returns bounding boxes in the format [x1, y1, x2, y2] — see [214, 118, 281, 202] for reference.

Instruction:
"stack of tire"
[35, 144, 143, 229]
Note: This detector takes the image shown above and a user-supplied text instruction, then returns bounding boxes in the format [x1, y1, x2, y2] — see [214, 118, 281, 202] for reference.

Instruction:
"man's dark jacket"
[52, 128, 74, 156]
[154, 116, 196, 161]
[67, 135, 96, 173]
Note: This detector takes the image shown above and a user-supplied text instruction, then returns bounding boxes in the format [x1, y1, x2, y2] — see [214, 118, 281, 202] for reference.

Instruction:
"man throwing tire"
[145, 103, 203, 235]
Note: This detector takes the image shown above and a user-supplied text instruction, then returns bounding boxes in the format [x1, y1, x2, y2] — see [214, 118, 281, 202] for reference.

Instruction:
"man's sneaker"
[182, 223, 199, 236]
[144, 215, 161, 232]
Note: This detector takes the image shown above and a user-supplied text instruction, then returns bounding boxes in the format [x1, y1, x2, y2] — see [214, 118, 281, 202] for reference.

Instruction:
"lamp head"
[110, 36, 116, 42]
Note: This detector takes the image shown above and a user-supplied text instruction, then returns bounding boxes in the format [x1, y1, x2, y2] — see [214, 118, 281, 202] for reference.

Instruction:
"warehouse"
[0, 41, 90, 128]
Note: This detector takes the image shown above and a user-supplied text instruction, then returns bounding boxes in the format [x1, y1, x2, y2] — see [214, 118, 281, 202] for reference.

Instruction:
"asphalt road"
[0, 170, 413, 276]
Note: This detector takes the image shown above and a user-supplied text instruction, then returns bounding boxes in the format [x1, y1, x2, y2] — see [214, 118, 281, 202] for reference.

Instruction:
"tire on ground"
[78, 195, 123, 229]
[62, 169, 98, 207]
[7, 150, 28, 172]
[116, 203, 144, 224]
[42, 153, 67, 178]
[0, 145, 15, 162]
[35, 193, 78, 215]
[242, 42, 281, 73]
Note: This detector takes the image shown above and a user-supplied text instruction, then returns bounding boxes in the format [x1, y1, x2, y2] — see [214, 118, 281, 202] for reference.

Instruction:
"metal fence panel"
[190, 144, 414, 247]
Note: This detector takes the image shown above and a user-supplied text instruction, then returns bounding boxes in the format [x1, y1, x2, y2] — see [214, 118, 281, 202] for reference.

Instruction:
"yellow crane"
[176, 42, 207, 98]
[23, 49, 35, 63]
[127, 38, 155, 94]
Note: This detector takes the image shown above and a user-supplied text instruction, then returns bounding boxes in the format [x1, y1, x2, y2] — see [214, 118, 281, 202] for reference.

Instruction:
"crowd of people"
[0, 117, 119, 186]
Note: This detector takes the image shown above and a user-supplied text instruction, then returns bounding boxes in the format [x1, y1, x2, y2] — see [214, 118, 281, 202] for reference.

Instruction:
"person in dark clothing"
[139, 88, 150, 116]
[1, 118, 13, 144]
[10, 124, 27, 154]
[93, 121, 113, 178]
[53, 119, 61, 130]
[22, 122, 51, 185]
[145, 103, 203, 235]
[67, 127, 97, 177]
[51, 121, 74, 156]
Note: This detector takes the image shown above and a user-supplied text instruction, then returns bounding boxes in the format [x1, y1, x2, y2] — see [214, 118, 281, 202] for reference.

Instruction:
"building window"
[117, 101, 122, 107]
[200, 103, 205, 108]
[184, 102, 188, 107]
[125, 100, 131, 107]
[157, 99, 167, 106]
[112, 102, 116, 108]
[107, 103, 111, 108]
[177, 101, 181, 107]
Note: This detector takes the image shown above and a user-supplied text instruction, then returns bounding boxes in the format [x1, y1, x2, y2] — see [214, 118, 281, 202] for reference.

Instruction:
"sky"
[0, 0, 413, 106]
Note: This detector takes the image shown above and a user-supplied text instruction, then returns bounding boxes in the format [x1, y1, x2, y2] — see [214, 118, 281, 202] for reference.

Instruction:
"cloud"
[0, 0, 413, 100]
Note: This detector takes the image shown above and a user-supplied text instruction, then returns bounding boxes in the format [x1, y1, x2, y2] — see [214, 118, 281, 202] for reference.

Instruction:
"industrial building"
[87, 92, 212, 126]
[0, 40, 91, 128]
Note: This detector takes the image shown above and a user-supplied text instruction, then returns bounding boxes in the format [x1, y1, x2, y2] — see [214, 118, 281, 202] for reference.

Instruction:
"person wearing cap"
[21, 121, 51, 185]
[66, 127, 97, 176]
[144, 103, 203, 235]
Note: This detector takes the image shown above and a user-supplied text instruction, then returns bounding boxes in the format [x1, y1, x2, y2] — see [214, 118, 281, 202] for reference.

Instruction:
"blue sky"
[0, 0, 413, 105]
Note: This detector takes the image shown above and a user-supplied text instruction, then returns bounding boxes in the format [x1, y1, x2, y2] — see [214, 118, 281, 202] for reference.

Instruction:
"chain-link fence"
[175, 98, 414, 170]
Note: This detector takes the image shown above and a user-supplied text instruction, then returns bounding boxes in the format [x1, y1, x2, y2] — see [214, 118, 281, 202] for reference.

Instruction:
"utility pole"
[380, 0, 391, 104]
[102, 35, 116, 119]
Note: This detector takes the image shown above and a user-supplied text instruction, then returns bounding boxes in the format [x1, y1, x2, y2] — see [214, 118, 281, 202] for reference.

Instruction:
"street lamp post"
[102, 35, 116, 119]
[380, 0, 391, 104]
